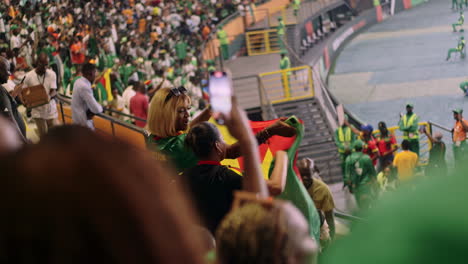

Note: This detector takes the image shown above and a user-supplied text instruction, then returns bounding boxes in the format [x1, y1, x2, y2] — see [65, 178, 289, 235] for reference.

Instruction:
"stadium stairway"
[272, 97, 342, 183]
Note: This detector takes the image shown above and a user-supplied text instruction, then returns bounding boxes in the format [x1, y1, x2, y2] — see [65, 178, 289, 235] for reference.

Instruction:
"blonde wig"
[146, 88, 191, 138]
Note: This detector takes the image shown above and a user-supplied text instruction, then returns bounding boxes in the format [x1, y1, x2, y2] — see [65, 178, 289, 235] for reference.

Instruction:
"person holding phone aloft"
[145, 87, 296, 172]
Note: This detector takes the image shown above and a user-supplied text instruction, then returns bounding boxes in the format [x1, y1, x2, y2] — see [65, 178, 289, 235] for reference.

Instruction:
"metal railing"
[258, 65, 315, 104]
[246, 29, 281, 56]
[56, 94, 147, 149]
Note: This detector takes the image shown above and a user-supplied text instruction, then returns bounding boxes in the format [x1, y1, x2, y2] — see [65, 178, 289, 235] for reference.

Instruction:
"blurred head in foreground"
[216, 200, 318, 264]
[0, 125, 205, 264]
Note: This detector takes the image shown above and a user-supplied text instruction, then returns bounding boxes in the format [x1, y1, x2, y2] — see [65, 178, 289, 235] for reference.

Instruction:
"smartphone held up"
[209, 71, 233, 123]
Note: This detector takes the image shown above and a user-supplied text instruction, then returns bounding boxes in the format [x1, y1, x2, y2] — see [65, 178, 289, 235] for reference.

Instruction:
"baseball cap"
[453, 108, 463, 114]
[406, 103, 414, 108]
[360, 124, 373, 132]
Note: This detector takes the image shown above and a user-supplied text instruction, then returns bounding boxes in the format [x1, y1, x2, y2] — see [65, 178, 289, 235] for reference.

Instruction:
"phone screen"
[209, 71, 232, 115]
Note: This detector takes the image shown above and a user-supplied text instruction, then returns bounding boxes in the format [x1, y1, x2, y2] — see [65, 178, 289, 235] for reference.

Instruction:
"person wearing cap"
[297, 158, 336, 243]
[452, 11, 464, 32]
[393, 139, 418, 183]
[216, 27, 229, 60]
[446, 35, 465, 60]
[458, 80, 468, 96]
[452, 108, 468, 170]
[334, 115, 356, 176]
[398, 103, 420, 156]
[346, 121, 380, 166]
[422, 127, 447, 177]
[344, 140, 377, 210]
[277, 16, 286, 52]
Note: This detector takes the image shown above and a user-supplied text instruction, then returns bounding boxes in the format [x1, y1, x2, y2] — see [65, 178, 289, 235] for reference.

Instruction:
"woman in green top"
[146, 87, 296, 172]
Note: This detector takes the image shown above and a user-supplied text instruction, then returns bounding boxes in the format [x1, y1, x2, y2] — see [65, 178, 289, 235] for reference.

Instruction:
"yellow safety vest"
[338, 127, 352, 153]
[402, 114, 419, 139]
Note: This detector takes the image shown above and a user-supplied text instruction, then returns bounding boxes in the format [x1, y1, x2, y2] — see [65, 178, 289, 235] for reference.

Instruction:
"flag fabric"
[94, 68, 114, 104]
[215, 116, 321, 243]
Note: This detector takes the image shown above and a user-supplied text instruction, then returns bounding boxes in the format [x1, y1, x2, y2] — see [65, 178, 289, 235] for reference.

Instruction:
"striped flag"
[215, 116, 321, 243]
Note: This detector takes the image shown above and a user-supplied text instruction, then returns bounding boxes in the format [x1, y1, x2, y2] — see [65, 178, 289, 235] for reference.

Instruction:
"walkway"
[329, 0, 464, 157]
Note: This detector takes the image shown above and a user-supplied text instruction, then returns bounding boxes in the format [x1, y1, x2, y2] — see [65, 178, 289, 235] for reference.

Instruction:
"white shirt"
[23, 69, 58, 119]
[71, 77, 103, 129]
[10, 35, 22, 49]
[122, 86, 136, 109]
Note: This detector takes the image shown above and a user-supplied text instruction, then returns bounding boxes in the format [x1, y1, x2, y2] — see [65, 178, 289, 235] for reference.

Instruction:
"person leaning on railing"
[145, 87, 297, 172]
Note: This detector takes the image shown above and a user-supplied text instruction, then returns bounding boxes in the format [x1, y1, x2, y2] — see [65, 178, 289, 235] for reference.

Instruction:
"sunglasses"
[164, 86, 187, 104]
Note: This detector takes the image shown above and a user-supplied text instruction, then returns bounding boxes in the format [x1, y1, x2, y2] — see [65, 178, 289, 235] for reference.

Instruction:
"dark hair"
[401, 139, 410, 150]
[81, 63, 96, 75]
[185, 122, 221, 159]
[0, 125, 206, 264]
[378, 121, 388, 136]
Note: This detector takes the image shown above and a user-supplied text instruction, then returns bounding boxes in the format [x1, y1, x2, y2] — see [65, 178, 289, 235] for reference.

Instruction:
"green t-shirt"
[175, 41, 188, 60]
[146, 133, 199, 172]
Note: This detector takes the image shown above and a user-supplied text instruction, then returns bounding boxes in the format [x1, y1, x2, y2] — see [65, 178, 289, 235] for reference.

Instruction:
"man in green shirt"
[398, 103, 420, 156]
[453, 11, 464, 32]
[344, 140, 377, 210]
[280, 51, 291, 92]
[217, 27, 229, 60]
[446, 36, 466, 60]
[175, 37, 188, 64]
[334, 117, 356, 177]
[292, 0, 301, 17]
[277, 17, 286, 52]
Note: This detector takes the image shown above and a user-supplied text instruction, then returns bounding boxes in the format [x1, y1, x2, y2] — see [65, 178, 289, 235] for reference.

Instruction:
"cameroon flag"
[94, 68, 114, 104]
[215, 116, 321, 243]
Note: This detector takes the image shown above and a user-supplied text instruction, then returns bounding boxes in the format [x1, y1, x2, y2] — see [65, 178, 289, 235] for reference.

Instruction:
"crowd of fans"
[0, 0, 265, 130]
[1, 0, 467, 263]
[334, 102, 468, 211]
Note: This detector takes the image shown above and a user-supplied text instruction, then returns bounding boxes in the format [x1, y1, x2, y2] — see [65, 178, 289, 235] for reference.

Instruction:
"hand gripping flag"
[215, 116, 321, 243]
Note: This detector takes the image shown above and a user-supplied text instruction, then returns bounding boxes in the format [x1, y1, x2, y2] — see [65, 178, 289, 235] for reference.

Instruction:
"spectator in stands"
[422, 128, 447, 177]
[108, 88, 126, 120]
[344, 140, 378, 210]
[375, 121, 398, 171]
[393, 139, 419, 183]
[398, 103, 420, 156]
[452, 108, 468, 170]
[297, 158, 336, 243]
[71, 63, 103, 130]
[0, 125, 207, 264]
[345, 121, 379, 166]
[129, 81, 149, 128]
[145, 87, 296, 171]
[0, 56, 26, 139]
[183, 119, 288, 233]
[376, 165, 396, 194]
[122, 80, 137, 112]
[217, 201, 318, 264]
[23, 53, 59, 137]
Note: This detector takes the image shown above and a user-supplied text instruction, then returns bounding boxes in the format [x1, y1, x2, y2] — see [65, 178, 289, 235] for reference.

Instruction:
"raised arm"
[344, 119, 361, 136]
[222, 97, 268, 197]
[189, 106, 212, 128]
[225, 118, 296, 159]
[265, 150, 288, 196]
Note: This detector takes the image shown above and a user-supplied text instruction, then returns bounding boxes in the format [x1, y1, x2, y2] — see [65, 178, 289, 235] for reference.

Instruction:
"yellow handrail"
[258, 65, 314, 103]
